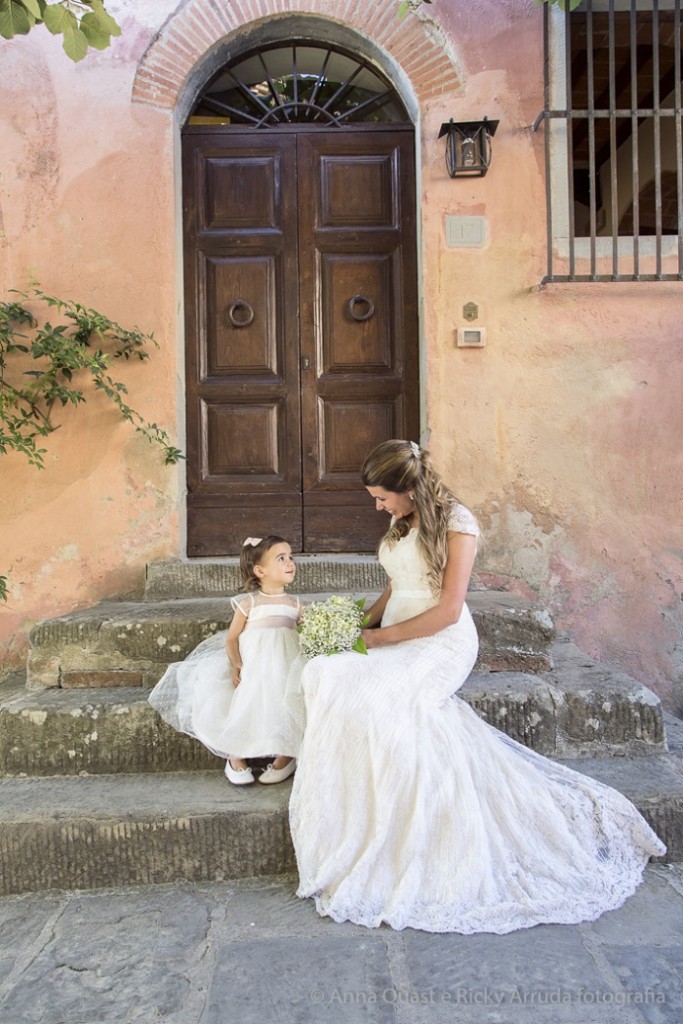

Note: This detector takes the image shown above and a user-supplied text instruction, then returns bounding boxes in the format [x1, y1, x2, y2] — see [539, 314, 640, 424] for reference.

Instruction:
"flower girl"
[148, 536, 302, 786]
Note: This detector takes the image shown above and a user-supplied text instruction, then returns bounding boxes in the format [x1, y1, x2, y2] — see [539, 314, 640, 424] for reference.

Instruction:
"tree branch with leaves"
[0, 0, 120, 61]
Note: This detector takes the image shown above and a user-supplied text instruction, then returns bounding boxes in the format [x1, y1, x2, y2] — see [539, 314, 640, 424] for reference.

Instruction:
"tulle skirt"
[149, 627, 302, 759]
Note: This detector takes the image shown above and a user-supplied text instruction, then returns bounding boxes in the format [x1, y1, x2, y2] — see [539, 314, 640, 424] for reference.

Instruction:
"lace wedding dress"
[288, 506, 665, 934]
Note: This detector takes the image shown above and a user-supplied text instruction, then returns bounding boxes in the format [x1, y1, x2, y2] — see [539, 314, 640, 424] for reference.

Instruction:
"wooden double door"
[182, 126, 419, 555]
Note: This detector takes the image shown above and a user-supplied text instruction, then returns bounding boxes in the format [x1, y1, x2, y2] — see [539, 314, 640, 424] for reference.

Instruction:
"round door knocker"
[347, 294, 375, 322]
[227, 299, 255, 328]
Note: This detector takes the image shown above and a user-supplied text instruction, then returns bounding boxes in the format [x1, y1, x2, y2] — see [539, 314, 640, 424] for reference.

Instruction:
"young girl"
[148, 536, 301, 786]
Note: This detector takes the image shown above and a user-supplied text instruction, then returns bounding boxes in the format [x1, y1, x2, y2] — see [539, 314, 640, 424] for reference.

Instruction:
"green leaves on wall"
[0, 284, 184, 468]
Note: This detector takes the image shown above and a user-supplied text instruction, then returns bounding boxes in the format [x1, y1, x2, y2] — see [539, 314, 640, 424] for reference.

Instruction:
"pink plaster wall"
[1, 0, 681, 710]
[419, 0, 683, 708]
[1, 4, 181, 674]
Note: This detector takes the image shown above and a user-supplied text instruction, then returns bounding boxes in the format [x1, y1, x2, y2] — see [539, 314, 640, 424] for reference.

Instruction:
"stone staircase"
[1, 557, 682, 896]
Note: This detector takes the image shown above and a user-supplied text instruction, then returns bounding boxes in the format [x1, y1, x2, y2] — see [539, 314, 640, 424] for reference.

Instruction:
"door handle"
[301, 355, 312, 370]
[347, 294, 375, 322]
[227, 299, 254, 327]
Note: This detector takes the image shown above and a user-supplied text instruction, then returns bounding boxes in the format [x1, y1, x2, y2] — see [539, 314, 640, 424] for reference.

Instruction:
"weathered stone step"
[27, 590, 555, 690]
[0, 680, 223, 778]
[3, 643, 665, 778]
[145, 556, 388, 600]
[0, 750, 680, 896]
[0, 771, 295, 896]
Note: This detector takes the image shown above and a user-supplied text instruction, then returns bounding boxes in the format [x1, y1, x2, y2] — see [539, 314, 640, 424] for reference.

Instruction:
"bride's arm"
[363, 584, 392, 628]
[360, 532, 477, 648]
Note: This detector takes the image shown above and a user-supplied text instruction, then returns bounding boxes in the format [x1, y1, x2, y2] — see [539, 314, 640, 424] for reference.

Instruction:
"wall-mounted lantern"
[438, 117, 499, 178]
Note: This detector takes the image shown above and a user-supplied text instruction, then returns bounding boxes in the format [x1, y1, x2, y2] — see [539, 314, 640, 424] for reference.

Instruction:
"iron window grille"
[187, 42, 410, 127]
[538, 0, 682, 282]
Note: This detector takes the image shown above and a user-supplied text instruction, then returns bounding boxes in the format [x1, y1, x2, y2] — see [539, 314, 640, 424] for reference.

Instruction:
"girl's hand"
[231, 665, 242, 687]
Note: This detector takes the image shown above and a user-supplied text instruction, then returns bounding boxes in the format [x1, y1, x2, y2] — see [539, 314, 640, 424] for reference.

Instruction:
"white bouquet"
[297, 595, 370, 658]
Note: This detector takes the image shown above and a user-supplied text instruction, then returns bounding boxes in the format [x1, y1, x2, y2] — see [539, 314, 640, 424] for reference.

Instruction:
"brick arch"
[132, 0, 460, 111]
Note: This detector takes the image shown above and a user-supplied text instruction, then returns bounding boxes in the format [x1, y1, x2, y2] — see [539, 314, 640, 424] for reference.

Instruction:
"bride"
[287, 438, 665, 934]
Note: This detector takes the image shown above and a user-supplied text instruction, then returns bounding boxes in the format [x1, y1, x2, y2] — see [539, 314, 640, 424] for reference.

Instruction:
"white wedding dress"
[288, 507, 666, 934]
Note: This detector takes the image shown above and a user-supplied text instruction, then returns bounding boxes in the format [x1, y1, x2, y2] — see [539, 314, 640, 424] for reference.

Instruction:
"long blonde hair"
[361, 439, 468, 595]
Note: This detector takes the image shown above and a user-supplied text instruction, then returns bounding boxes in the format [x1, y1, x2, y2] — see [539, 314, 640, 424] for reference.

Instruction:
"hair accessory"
[242, 537, 262, 547]
[410, 441, 421, 458]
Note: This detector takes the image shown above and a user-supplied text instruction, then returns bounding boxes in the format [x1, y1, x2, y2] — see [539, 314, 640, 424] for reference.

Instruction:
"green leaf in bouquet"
[352, 636, 369, 655]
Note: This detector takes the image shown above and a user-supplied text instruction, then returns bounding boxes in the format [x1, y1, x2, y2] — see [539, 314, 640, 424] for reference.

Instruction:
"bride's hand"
[361, 628, 381, 649]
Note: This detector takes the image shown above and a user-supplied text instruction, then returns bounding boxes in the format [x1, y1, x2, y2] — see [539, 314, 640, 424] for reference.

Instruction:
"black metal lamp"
[438, 117, 499, 177]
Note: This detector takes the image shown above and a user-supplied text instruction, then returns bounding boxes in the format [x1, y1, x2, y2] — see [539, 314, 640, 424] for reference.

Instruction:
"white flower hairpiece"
[410, 441, 421, 458]
[242, 537, 262, 547]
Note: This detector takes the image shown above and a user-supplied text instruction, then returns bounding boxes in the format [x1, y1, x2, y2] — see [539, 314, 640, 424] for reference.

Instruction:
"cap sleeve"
[447, 503, 480, 538]
[230, 594, 252, 617]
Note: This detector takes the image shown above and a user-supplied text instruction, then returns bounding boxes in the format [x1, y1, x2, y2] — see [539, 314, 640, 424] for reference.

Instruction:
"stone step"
[0, 749, 680, 896]
[26, 590, 556, 690]
[0, 680, 223, 778]
[144, 556, 388, 600]
[2, 643, 665, 778]
[0, 771, 296, 896]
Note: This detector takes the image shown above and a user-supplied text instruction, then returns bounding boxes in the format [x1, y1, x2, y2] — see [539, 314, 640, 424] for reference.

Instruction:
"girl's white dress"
[148, 592, 301, 758]
[288, 505, 666, 934]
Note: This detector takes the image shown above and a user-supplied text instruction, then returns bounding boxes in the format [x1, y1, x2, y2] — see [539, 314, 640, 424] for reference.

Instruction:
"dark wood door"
[182, 127, 418, 555]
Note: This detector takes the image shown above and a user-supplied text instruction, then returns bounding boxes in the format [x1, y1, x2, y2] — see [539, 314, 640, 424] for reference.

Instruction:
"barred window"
[540, 0, 682, 282]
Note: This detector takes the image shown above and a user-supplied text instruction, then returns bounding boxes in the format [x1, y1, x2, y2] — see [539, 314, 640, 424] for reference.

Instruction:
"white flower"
[298, 596, 369, 659]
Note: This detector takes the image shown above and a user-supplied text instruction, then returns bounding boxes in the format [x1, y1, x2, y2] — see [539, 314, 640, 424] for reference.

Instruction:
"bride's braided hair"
[361, 439, 467, 596]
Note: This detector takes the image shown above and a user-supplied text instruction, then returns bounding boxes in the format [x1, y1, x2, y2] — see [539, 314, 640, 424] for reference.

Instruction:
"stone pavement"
[0, 865, 681, 1024]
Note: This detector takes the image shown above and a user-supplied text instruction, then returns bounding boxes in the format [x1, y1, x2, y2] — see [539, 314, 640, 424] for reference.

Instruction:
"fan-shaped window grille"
[188, 42, 410, 126]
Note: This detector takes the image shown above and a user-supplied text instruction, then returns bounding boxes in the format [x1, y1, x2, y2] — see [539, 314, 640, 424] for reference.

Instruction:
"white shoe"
[259, 759, 296, 785]
[225, 760, 255, 785]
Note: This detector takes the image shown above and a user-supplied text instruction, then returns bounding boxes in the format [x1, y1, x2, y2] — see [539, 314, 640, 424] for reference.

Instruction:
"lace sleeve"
[447, 503, 480, 537]
[230, 594, 252, 617]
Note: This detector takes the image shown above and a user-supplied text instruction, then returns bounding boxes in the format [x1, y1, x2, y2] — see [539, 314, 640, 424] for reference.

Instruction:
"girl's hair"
[239, 535, 289, 592]
[361, 439, 472, 595]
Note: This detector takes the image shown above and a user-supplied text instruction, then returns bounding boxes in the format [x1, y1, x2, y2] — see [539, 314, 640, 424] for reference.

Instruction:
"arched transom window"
[188, 42, 410, 126]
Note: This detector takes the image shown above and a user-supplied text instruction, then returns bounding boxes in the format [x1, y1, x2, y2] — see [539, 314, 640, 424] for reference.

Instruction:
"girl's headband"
[242, 537, 262, 547]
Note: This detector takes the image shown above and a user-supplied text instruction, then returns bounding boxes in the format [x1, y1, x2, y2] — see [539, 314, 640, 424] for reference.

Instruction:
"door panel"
[183, 127, 418, 555]
[322, 254, 397, 371]
[203, 255, 278, 376]
[298, 132, 418, 550]
[183, 132, 302, 555]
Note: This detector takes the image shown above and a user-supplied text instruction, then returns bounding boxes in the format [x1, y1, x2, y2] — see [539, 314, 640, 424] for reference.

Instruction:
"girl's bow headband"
[243, 537, 262, 547]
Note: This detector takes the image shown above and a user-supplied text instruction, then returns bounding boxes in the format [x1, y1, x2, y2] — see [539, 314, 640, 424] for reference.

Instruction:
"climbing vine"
[0, 285, 183, 602]
[0, 285, 182, 468]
